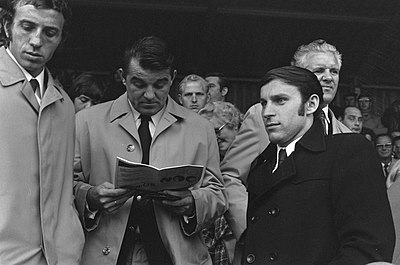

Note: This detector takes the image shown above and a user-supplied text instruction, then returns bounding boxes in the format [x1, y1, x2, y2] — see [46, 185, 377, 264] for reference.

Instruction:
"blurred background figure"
[199, 101, 243, 159]
[205, 72, 229, 103]
[359, 94, 387, 135]
[199, 101, 243, 265]
[375, 134, 400, 188]
[178, 74, 209, 113]
[343, 92, 358, 107]
[339, 106, 363, 133]
[382, 99, 400, 135]
[68, 72, 105, 113]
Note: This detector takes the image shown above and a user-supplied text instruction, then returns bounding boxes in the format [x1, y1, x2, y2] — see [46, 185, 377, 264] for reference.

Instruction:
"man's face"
[344, 96, 356, 107]
[6, 5, 64, 76]
[124, 58, 172, 116]
[303, 52, 340, 107]
[206, 76, 223, 102]
[261, 80, 310, 147]
[74, 95, 100, 113]
[375, 136, 393, 160]
[341, 107, 363, 133]
[393, 140, 400, 159]
[178, 81, 208, 113]
[358, 96, 371, 111]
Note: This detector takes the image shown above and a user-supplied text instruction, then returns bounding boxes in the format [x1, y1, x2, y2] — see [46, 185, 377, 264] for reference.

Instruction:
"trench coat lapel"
[110, 93, 140, 143]
[153, 96, 184, 141]
[0, 47, 40, 112]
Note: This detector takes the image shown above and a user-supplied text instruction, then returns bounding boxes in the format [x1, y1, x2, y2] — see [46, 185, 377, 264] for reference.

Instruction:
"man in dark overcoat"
[241, 66, 395, 265]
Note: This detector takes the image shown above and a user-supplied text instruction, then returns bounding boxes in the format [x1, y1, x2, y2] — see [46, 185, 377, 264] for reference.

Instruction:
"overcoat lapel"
[21, 81, 40, 113]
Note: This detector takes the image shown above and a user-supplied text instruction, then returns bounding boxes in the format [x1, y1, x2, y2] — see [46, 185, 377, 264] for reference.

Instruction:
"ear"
[171, 69, 177, 84]
[221, 87, 228, 97]
[3, 19, 11, 39]
[177, 94, 183, 105]
[305, 94, 319, 115]
[117, 68, 126, 85]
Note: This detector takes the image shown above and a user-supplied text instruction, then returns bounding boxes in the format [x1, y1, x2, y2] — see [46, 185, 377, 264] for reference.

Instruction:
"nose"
[321, 70, 333, 81]
[29, 29, 43, 48]
[262, 103, 274, 118]
[191, 94, 197, 102]
[144, 86, 155, 99]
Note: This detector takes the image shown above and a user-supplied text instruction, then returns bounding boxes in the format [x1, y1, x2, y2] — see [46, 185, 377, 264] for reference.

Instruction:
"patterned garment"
[201, 215, 234, 265]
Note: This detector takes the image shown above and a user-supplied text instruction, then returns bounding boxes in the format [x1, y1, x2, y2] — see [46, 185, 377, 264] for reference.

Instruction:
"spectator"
[199, 101, 244, 265]
[241, 65, 394, 264]
[382, 99, 400, 133]
[375, 134, 400, 188]
[343, 92, 357, 107]
[69, 72, 105, 113]
[73, 36, 226, 265]
[178, 74, 209, 113]
[0, 0, 84, 264]
[359, 94, 387, 134]
[205, 72, 229, 102]
[339, 106, 363, 133]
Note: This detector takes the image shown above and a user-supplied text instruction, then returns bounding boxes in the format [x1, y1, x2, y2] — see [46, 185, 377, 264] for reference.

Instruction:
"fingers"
[159, 190, 195, 216]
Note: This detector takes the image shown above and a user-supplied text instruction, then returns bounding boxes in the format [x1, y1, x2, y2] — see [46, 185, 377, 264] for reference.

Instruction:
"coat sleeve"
[182, 120, 228, 236]
[220, 103, 269, 186]
[73, 112, 100, 231]
[329, 135, 395, 264]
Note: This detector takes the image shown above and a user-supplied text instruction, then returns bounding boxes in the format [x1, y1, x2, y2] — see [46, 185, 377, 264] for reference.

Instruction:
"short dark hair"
[205, 72, 229, 90]
[70, 72, 105, 101]
[375, 133, 392, 143]
[121, 36, 174, 78]
[261, 66, 323, 114]
[2, 0, 72, 43]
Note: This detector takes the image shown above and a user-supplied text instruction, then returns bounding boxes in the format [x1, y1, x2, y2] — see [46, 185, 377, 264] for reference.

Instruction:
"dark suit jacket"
[242, 120, 395, 265]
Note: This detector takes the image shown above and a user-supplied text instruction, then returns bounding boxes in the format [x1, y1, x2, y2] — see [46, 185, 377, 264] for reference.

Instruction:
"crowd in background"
[1, 1, 400, 265]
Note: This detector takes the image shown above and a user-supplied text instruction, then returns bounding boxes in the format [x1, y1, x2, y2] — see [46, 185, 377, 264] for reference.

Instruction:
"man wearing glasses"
[375, 134, 400, 188]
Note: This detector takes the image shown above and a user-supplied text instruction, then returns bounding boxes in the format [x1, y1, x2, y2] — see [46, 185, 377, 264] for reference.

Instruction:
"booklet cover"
[115, 157, 205, 200]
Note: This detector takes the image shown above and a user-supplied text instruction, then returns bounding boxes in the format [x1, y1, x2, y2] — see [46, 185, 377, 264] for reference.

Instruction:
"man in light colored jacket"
[0, 1, 84, 264]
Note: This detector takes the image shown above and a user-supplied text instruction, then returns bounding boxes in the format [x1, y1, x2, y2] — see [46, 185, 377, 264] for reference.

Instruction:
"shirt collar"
[6, 48, 45, 91]
[322, 106, 330, 124]
[278, 136, 302, 157]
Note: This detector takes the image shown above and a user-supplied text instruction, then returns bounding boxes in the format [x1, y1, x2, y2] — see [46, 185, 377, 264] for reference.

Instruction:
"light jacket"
[0, 46, 84, 265]
[74, 93, 227, 265]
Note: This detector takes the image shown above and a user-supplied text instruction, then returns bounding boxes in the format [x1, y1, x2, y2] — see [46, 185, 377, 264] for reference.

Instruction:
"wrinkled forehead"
[376, 136, 392, 144]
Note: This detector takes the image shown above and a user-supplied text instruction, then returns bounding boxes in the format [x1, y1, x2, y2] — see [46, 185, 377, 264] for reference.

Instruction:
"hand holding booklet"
[115, 157, 205, 201]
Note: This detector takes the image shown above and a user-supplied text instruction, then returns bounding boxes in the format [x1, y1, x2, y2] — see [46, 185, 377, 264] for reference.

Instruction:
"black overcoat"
[242, 120, 395, 265]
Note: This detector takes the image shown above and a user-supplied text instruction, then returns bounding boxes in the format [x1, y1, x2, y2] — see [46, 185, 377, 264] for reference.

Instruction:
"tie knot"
[30, 78, 39, 92]
[140, 115, 151, 125]
[278, 148, 287, 166]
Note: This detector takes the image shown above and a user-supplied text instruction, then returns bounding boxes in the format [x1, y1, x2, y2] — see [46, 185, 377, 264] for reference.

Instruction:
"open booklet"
[115, 156, 205, 200]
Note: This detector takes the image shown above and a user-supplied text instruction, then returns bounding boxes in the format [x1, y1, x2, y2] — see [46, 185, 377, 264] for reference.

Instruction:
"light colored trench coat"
[0, 46, 84, 265]
[73, 93, 227, 265]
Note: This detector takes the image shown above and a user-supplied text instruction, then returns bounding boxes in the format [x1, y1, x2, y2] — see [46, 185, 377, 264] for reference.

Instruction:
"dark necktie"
[138, 115, 152, 164]
[278, 148, 287, 167]
[384, 163, 390, 178]
[30, 79, 41, 99]
[117, 115, 172, 265]
[319, 111, 328, 135]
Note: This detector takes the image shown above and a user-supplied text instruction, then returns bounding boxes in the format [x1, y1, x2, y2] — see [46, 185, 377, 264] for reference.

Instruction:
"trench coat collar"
[0, 47, 64, 113]
[109, 93, 186, 142]
[251, 118, 326, 202]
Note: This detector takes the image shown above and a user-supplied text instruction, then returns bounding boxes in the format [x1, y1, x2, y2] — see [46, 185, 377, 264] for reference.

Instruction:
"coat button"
[268, 207, 280, 216]
[250, 216, 258, 223]
[102, 246, 111, 255]
[127, 144, 135, 152]
[269, 252, 278, 261]
[246, 254, 255, 263]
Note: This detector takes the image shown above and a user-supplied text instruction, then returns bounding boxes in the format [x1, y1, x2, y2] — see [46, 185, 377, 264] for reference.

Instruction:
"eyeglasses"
[214, 123, 229, 137]
[376, 143, 392, 149]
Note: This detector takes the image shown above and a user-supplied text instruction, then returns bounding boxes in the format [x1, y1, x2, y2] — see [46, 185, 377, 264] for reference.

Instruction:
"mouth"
[25, 51, 42, 58]
[265, 122, 280, 129]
